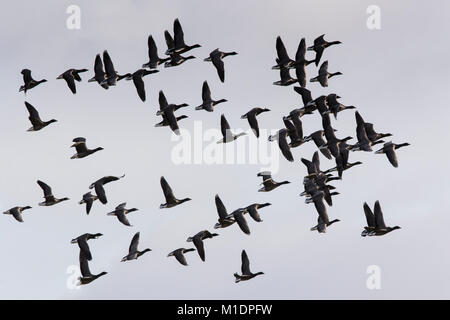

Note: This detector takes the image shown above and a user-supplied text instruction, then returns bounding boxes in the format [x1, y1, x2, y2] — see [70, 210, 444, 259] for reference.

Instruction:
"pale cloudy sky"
[0, 0, 448, 299]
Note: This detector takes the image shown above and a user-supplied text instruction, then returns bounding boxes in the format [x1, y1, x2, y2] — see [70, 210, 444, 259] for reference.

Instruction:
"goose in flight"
[89, 174, 125, 205]
[325, 94, 355, 119]
[364, 123, 392, 143]
[164, 52, 196, 68]
[101, 50, 127, 86]
[234, 250, 264, 283]
[242, 203, 271, 222]
[195, 81, 227, 112]
[37, 180, 69, 206]
[24, 102, 57, 132]
[142, 35, 170, 69]
[272, 36, 294, 69]
[187, 230, 219, 261]
[375, 142, 410, 168]
[213, 194, 235, 229]
[79, 192, 98, 215]
[310, 215, 340, 233]
[351, 112, 385, 152]
[307, 34, 342, 66]
[293, 38, 315, 87]
[218, 114, 247, 143]
[167, 248, 196, 266]
[303, 130, 333, 160]
[71, 233, 103, 261]
[3, 206, 32, 223]
[78, 251, 107, 285]
[310, 60, 342, 87]
[88, 54, 108, 89]
[241, 107, 270, 138]
[301, 151, 321, 176]
[227, 208, 251, 235]
[204, 48, 237, 82]
[19, 69, 47, 93]
[257, 171, 290, 192]
[361, 201, 401, 236]
[156, 90, 189, 116]
[70, 137, 104, 159]
[160, 176, 191, 209]
[107, 203, 138, 227]
[121, 232, 152, 262]
[123, 69, 159, 102]
[165, 18, 201, 55]
[273, 65, 297, 86]
[57, 68, 88, 94]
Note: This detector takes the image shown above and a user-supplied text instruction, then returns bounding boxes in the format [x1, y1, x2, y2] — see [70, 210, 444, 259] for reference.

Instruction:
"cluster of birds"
[9, 19, 408, 286]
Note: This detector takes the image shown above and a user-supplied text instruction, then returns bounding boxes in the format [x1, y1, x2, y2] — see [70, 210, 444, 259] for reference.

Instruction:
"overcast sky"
[0, 0, 449, 299]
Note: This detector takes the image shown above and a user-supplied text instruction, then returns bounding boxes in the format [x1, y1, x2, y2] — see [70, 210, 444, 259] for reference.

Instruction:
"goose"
[164, 30, 175, 54]
[364, 123, 392, 142]
[142, 35, 170, 69]
[305, 190, 329, 225]
[19, 69, 47, 93]
[187, 230, 219, 261]
[242, 203, 271, 222]
[273, 65, 297, 86]
[106, 202, 138, 227]
[121, 232, 151, 262]
[88, 54, 108, 89]
[283, 116, 305, 148]
[241, 107, 270, 137]
[167, 248, 196, 266]
[276, 128, 294, 162]
[314, 95, 330, 115]
[156, 90, 189, 116]
[285, 107, 314, 123]
[158, 106, 183, 135]
[160, 176, 191, 208]
[272, 36, 294, 69]
[70, 137, 104, 159]
[310, 215, 340, 233]
[301, 151, 321, 176]
[307, 34, 342, 66]
[78, 251, 107, 285]
[311, 174, 340, 207]
[101, 50, 126, 86]
[204, 49, 237, 82]
[56, 68, 88, 94]
[195, 81, 227, 112]
[37, 180, 69, 206]
[325, 94, 355, 119]
[213, 194, 235, 229]
[234, 250, 264, 283]
[24, 101, 57, 132]
[375, 142, 410, 168]
[89, 174, 125, 204]
[3, 206, 32, 222]
[257, 171, 290, 192]
[164, 52, 195, 68]
[217, 114, 247, 143]
[155, 114, 188, 128]
[293, 86, 315, 109]
[310, 61, 342, 87]
[293, 38, 315, 87]
[320, 113, 352, 158]
[71, 233, 103, 261]
[165, 18, 201, 55]
[123, 69, 159, 102]
[227, 208, 251, 235]
[325, 161, 363, 176]
[79, 192, 98, 214]
[303, 130, 333, 159]
[351, 111, 385, 152]
[362, 201, 401, 236]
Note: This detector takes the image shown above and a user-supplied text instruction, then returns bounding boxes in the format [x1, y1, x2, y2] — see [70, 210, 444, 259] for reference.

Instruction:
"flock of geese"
[9, 18, 408, 286]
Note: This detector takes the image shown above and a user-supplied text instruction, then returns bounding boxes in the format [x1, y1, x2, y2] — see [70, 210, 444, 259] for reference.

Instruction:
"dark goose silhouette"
[257, 171, 290, 192]
[164, 52, 195, 68]
[187, 230, 219, 261]
[305, 190, 330, 226]
[301, 151, 321, 176]
[362, 201, 401, 236]
[155, 114, 188, 128]
[310, 215, 340, 233]
[78, 251, 107, 285]
[3, 206, 32, 222]
[37, 180, 69, 206]
[165, 18, 201, 55]
[24, 101, 57, 132]
[241, 107, 270, 137]
[218, 114, 247, 143]
[213, 194, 235, 229]
[320, 113, 353, 158]
[325, 94, 355, 119]
[234, 250, 264, 283]
[88, 54, 108, 89]
[70, 137, 104, 159]
[122, 232, 151, 262]
[293, 86, 316, 109]
[156, 90, 189, 116]
[71, 233, 103, 261]
[101, 50, 126, 86]
[243, 203, 271, 222]
[310, 61, 342, 87]
[275, 128, 294, 162]
[89, 174, 125, 205]
[307, 34, 342, 66]
[204, 48, 237, 82]
[303, 130, 333, 159]
[364, 123, 392, 142]
[167, 248, 196, 266]
[227, 208, 251, 235]
[123, 69, 159, 102]
[293, 38, 315, 87]
[272, 36, 294, 69]
[273, 65, 297, 86]
[195, 81, 227, 112]
[160, 176, 191, 209]
[57, 68, 88, 94]
[142, 35, 170, 69]
[351, 111, 385, 152]
[107, 202, 138, 227]
[79, 192, 98, 214]
[19, 69, 47, 93]
[375, 142, 410, 168]
[282, 115, 307, 148]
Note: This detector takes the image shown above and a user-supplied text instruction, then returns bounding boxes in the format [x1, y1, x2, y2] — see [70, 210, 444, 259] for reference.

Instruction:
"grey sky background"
[0, 0, 449, 299]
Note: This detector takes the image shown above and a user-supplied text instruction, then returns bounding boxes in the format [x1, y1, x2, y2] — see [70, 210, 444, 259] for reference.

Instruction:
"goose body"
[24, 102, 57, 132]
[273, 65, 297, 86]
[167, 248, 196, 266]
[204, 48, 237, 82]
[70, 137, 104, 159]
[257, 171, 290, 192]
[159, 176, 191, 208]
[142, 35, 170, 69]
[78, 251, 107, 285]
[375, 142, 410, 168]
[106, 202, 138, 227]
[121, 232, 151, 262]
[165, 18, 201, 55]
[71, 233, 103, 261]
[186, 230, 219, 261]
[19, 69, 47, 93]
[3, 206, 32, 223]
[218, 114, 247, 143]
[307, 34, 342, 66]
[195, 81, 227, 112]
[79, 192, 98, 214]
[234, 250, 264, 283]
[57, 68, 88, 94]
[310, 61, 342, 87]
[88, 54, 109, 89]
[123, 69, 159, 102]
[361, 201, 401, 236]
[241, 107, 270, 137]
[89, 174, 125, 205]
[37, 180, 69, 206]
